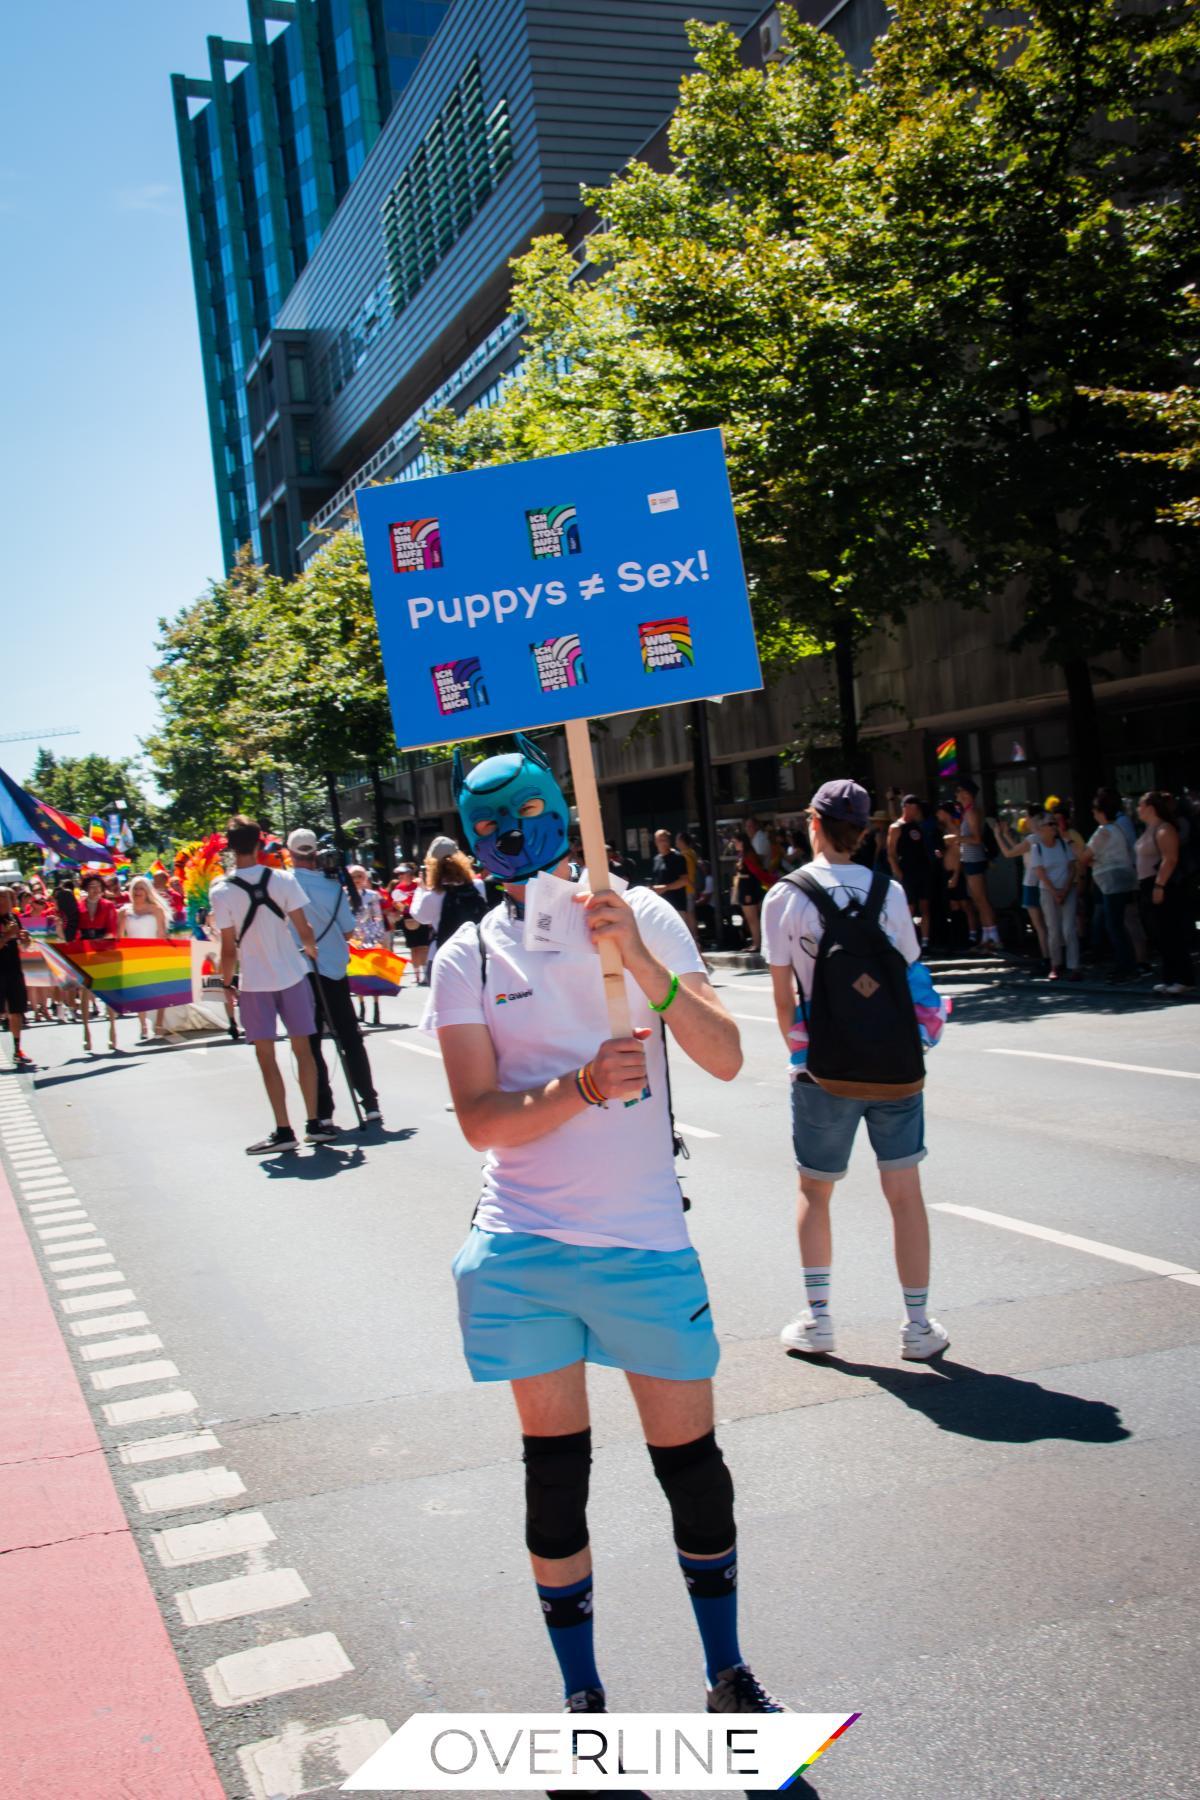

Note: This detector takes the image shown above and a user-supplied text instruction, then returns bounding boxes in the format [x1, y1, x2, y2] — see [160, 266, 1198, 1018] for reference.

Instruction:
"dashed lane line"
[176, 1568, 311, 1629]
[983, 1047, 1200, 1081]
[389, 1038, 442, 1058]
[933, 1202, 1200, 1288]
[676, 1121, 720, 1139]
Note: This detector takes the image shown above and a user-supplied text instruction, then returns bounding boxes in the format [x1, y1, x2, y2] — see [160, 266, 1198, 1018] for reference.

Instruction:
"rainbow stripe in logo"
[639, 616, 694, 672]
[936, 735, 958, 779]
[778, 1712, 861, 1786]
[389, 517, 443, 573]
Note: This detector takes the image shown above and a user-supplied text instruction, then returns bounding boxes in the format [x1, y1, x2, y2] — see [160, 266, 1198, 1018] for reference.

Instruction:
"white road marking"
[203, 1632, 352, 1707]
[176, 1567, 309, 1629]
[933, 1203, 1200, 1288]
[48, 1252, 115, 1272]
[70, 1309, 148, 1336]
[80, 1333, 164, 1362]
[103, 1389, 198, 1426]
[237, 1716, 391, 1800]
[132, 1465, 246, 1514]
[62, 1287, 136, 1313]
[390, 1039, 442, 1059]
[30, 1206, 85, 1220]
[28, 1198, 78, 1211]
[37, 1219, 92, 1237]
[56, 1270, 126, 1290]
[22, 1180, 75, 1195]
[154, 1510, 276, 1569]
[47, 1236, 106, 1254]
[676, 1121, 720, 1139]
[10, 1155, 58, 1168]
[118, 1429, 221, 1466]
[984, 1047, 1200, 1081]
[730, 1010, 773, 1023]
[91, 1359, 181, 1393]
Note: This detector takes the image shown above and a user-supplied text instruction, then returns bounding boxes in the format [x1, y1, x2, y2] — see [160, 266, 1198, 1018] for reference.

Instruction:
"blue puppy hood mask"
[454, 733, 571, 883]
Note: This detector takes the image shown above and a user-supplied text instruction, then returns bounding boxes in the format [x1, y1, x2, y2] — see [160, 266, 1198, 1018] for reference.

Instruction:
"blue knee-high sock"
[678, 1546, 742, 1686]
[536, 1573, 601, 1700]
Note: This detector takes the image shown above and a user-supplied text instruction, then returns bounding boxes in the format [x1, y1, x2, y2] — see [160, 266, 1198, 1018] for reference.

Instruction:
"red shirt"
[77, 897, 119, 940]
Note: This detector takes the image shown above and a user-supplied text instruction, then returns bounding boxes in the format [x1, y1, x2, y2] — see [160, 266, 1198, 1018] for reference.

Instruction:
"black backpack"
[228, 872, 286, 945]
[786, 868, 925, 1100]
[437, 880, 490, 944]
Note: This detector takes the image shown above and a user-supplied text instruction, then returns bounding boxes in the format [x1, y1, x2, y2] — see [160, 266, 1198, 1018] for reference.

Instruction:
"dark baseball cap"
[809, 779, 871, 827]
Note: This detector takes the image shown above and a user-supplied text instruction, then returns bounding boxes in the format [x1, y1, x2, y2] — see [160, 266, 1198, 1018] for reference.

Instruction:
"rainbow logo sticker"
[639, 616, 694, 672]
[431, 657, 487, 716]
[389, 517, 443, 574]
[936, 736, 959, 779]
[532, 634, 587, 692]
[526, 503, 581, 559]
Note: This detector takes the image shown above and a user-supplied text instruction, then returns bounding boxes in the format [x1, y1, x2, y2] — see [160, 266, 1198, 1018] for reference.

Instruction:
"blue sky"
[0, 3, 259, 789]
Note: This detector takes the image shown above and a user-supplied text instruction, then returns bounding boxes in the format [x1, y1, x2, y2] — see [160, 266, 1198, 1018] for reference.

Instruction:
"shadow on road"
[28, 1059, 138, 1090]
[258, 1145, 368, 1178]
[809, 1355, 1131, 1445]
[944, 985, 1177, 1027]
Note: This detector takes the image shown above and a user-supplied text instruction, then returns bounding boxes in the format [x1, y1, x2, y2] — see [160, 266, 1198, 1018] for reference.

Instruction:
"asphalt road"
[4, 966, 1198, 1800]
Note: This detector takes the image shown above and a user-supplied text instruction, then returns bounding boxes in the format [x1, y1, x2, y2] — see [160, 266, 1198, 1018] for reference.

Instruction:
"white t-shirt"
[210, 868, 311, 993]
[762, 856, 920, 1007]
[1026, 836, 1075, 891]
[427, 886, 706, 1251]
[410, 878, 485, 936]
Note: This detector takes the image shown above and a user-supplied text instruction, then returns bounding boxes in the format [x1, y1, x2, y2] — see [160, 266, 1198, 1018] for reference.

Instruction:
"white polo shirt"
[427, 887, 706, 1251]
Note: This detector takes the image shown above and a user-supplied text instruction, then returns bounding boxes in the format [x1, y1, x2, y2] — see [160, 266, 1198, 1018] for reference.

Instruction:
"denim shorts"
[790, 1077, 927, 1181]
[1022, 884, 1042, 909]
[452, 1228, 720, 1384]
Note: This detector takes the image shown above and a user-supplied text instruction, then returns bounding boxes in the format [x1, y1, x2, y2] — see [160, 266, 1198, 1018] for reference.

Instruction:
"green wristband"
[648, 971, 680, 1014]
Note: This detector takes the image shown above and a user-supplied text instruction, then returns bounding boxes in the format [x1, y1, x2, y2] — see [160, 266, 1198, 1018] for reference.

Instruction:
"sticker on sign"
[648, 489, 679, 513]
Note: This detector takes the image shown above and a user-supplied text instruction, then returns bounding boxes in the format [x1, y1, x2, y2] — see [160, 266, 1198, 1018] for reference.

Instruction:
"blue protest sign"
[357, 428, 761, 750]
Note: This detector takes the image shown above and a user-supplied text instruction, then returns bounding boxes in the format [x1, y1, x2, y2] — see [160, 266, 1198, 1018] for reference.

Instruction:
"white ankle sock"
[803, 1266, 831, 1316]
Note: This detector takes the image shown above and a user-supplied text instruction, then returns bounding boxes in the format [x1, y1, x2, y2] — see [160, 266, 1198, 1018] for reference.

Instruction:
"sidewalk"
[0, 1087, 225, 1800]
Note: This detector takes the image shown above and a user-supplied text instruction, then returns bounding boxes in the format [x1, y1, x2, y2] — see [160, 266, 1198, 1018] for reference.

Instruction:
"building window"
[295, 429, 316, 475]
[286, 353, 310, 403]
[380, 56, 514, 317]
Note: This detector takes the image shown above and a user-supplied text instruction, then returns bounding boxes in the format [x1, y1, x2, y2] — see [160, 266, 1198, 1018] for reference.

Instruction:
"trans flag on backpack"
[788, 961, 951, 1074]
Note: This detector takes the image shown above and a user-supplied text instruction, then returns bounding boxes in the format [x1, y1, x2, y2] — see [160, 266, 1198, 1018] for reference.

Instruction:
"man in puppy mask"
[428, 732, 784, 1728]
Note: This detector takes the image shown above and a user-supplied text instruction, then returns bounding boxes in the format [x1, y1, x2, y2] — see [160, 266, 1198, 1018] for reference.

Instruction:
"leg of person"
[863, 1093, 949, 1360]
[968, 869, 997, 940]
[629, 1373, 782, 1713]
[1101, 890, 1134, 979]
[918, 896, 932, 949]
[1026, 896, 1049, 961]
[1061, 888, 1081, 975]
[743, 901, 760, 953]
[1127, 890, 1150, 966]
[278, 978, 329, 1140]
[1041, 887, 1065, 975]
[322, 975, 380, 1116]
[306, 973, 336, 1123]
[1160, 883, 1196, 990]
[10, 1007, 29, 1065]
[239, 991, 298, 1153]
[780, 1080, 860, 1355]
[510, 1363, 603, 1708]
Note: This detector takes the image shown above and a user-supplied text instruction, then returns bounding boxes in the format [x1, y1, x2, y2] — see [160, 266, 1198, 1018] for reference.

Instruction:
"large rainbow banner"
[50, 938, 194, 1015]
[348, 945, 408, 996]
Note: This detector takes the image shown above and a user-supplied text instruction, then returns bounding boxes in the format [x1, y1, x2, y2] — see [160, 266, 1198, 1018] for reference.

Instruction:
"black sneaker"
[246, 1126, 297, 1156]
[305, 1119, 340, 1144]
[227, 1020, 241, 1042]
[549, 1689, 649, 1798]
[706, 1662, 786, 1713]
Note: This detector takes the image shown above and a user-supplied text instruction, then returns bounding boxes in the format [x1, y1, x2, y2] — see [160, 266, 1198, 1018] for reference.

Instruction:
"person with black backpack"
[762, 780, 950, 1362]
[210, 816, 333, 1156]
[408, 835, 490, 974]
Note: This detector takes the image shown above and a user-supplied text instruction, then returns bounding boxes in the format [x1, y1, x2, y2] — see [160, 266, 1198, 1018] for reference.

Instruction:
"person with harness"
[763, 780, 950, 1362]
[427, 733, 784, 1730]
[887, 795, 939, 953]
[286, 829, 382, 1129]
[210, 816, 334, 1156]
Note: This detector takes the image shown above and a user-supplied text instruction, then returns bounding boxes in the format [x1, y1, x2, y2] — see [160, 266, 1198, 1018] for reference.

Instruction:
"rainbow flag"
[51, 937, 193, 1015]
[347, 944, 408, 996]
[936, 735, 959, 779]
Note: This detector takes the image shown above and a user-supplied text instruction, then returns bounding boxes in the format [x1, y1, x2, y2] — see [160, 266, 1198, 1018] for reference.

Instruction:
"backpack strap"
[863, 866, 891, 929]
[228, 873, 286, 947]
[783, 867, 843, 930]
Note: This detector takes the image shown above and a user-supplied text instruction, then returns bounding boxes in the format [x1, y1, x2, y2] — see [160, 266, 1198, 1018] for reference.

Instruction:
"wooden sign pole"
[564, 716, 632, 1039]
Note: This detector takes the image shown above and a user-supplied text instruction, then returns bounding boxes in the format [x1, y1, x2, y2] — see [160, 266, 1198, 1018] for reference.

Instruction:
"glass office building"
[172, 1, 449, 568]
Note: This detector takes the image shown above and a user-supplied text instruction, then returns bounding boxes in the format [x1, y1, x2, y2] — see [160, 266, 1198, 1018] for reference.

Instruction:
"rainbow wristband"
[575, 1064, 607, 1108]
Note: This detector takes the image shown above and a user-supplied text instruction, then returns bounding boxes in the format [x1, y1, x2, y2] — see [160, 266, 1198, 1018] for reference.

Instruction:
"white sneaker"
[1163, 983, 1190, 997]
[780, 1309, 835, 1355]
[901, 1317, 950, 1360]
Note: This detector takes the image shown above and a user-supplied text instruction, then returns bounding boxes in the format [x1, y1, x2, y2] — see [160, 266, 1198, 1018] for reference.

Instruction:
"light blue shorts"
[791, 1077, 926, 1182]
[452, 1228, 720, 1384]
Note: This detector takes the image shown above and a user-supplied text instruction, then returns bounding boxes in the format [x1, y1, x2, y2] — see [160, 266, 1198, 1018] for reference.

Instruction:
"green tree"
[248, 528, 397, 849]
[427, 12, 990, 769]
[145, 548, 284, 834]
[27, 749, 158, 851]
[861, 0, 1200, 801]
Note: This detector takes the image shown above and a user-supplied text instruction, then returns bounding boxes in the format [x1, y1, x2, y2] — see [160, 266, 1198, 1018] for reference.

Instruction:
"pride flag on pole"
[347, 945, 408, 996]
[49, 938, 194, 1015]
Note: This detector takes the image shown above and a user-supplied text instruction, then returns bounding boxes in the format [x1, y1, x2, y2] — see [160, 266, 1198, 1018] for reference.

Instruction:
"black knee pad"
[523, 1428, 591, 1559]
[648, 1431, 735, 1557]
